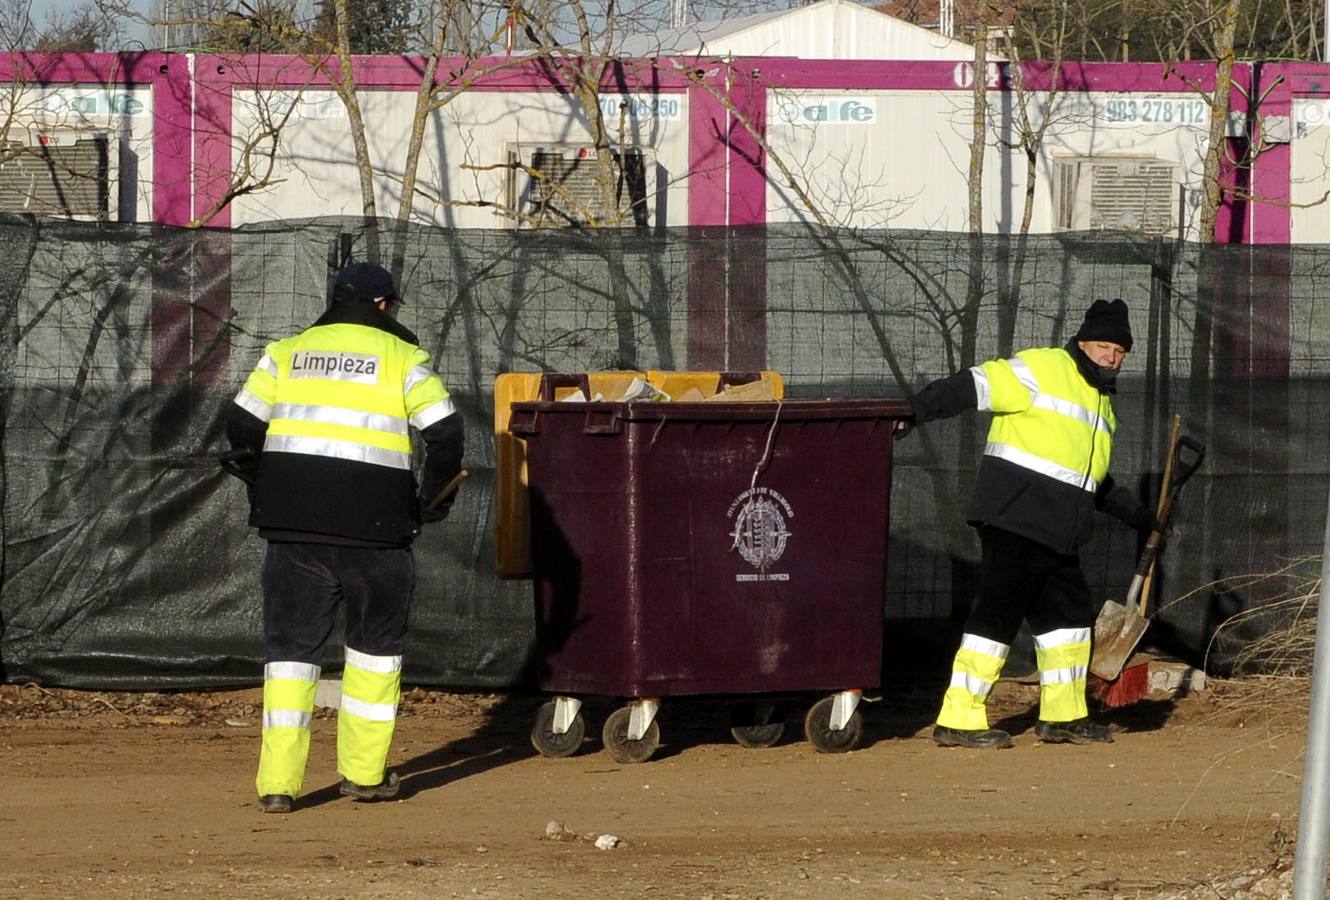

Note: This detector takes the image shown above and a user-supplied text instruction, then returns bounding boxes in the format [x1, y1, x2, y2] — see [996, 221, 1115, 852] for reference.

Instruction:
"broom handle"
[1136, 415, 1183, 616]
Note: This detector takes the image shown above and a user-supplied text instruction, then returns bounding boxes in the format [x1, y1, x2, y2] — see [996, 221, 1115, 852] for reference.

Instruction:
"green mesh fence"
[0, 215, 1319, 688]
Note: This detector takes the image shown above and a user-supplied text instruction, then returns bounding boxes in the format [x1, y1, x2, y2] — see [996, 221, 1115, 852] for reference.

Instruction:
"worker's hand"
[1145, 520, 1171, 549]
[1125, 505, 1169, 546]
[418, 494, 452, 525]
[893, 418, 915, 438]
[218, 448, 259, 486]
[1127, 502, 1159, 529]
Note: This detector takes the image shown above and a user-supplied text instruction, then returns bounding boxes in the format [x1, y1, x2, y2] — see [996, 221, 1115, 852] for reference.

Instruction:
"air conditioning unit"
[505, 143, 653, 228]
[0, 129, 117, 221]
[1055, 156, 1178, 236]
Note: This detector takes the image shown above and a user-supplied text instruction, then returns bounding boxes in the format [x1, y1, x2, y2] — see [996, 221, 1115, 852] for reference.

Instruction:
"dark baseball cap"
[333, 262, 400, 304]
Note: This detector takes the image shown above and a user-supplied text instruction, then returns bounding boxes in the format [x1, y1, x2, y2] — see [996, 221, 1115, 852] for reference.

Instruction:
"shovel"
[1090, 417, 1206, 680]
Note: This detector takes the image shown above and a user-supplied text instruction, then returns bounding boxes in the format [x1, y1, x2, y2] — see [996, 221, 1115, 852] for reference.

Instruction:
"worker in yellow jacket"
[225, 262, 464, 811]
[906, 299, 1158, 749]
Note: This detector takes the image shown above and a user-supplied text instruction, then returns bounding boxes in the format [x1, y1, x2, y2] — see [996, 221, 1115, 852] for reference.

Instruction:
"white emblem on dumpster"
[727, 487, 793, 581]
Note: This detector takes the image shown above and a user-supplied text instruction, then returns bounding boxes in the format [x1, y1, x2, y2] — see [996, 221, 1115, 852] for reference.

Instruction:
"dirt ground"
[0, 676, 1312, 899]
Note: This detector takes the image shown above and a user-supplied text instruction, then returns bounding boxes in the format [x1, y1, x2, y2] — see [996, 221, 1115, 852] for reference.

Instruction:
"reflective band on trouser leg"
[256, 661, 319, 798]
[936, 634, 1010, 731]
[1034, 628, 1091, 722]
[337, 650, 403, 787]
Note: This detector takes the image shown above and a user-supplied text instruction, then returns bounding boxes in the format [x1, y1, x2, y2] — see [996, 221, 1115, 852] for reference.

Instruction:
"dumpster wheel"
[804, 696, 864, 753]
[730, 702, 785, 749]
[602, 706, 661, 764]
[530, 700, 586, 758]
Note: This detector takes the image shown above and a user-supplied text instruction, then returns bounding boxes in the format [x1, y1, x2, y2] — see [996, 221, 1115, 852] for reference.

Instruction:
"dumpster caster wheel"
[804, 696, 864, 753]
[730, 703, 785, 749]
[602, 706, 660, 764]
[530, 701, 586, 758]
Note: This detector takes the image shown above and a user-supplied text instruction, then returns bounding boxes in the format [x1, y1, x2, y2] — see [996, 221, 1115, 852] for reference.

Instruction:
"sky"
[29, 0, 152, 49]
[18, 0, 817, 52]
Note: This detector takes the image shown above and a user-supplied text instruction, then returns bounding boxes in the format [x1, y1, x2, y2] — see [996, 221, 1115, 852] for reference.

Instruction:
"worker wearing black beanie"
[902, 297, 1157, 751]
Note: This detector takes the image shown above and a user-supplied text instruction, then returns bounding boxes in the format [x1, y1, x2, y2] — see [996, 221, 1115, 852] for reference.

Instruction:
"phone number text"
[1102, 98, 1207, 125]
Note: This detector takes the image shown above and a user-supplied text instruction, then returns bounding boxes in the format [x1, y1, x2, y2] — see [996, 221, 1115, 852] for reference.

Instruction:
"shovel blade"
[1090, 599, 1150, 681]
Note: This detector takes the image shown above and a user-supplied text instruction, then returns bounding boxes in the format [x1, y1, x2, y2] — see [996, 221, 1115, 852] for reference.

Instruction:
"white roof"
[614, 0, 976, 61]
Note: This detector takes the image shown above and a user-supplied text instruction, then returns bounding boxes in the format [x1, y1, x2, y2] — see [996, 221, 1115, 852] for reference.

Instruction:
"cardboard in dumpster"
[554, 377, 773, 404]
[705, 379, 777, 402]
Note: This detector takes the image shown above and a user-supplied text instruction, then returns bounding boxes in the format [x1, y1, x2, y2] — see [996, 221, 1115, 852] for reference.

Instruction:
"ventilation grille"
[507, 145, 651, 228]
[0, 135, 110, 220]
[1056, 157, 1177, 235]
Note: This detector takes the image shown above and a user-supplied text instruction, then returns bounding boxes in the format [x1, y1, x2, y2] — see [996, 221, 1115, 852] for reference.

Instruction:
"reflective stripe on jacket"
[965, 347, 1116, 553]
[242, 323, 453, 471]
[234, 300, 457, 544]
[974, 347, 1115, 492]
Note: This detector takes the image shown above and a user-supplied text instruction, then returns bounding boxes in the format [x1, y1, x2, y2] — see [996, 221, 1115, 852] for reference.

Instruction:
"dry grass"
[1196, 556, 1321, 677]
[1159, 556, 1321, 726]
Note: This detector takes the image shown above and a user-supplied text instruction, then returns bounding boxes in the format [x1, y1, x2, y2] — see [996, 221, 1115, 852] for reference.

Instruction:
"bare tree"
[1198, 0, 1239, 245]
[191, 83, 307, 225]
[1151, 0, 1241, 244]
[1008, 0, 1325, 62]
[0, 0, 123, 50]
[510, 0, 649, 228]
[992, 0, 1077, 351]
[0, 0, 130, 219]
[37, 3, 124, 51]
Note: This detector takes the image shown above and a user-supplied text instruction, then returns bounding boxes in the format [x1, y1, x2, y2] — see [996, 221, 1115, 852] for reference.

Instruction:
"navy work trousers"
[260, 541, 415, 664]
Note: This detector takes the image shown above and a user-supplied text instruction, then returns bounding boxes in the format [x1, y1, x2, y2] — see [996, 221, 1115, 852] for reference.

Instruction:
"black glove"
[1122, 503, 1162, 532]
[418, 494, 452, 525]
[893, 418, 915, 438]
[1123, 504, 1170, 546]
[218, 448, 259, 486]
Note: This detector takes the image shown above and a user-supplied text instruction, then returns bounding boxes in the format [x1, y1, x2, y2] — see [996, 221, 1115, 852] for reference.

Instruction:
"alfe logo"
[776, 96, 877, 126]
[41, 90, 146, 118]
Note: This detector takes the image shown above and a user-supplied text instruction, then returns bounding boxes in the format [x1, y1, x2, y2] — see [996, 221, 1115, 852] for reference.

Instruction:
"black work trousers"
[964, 526, 1094, 644]
[261, 541, 415, 664]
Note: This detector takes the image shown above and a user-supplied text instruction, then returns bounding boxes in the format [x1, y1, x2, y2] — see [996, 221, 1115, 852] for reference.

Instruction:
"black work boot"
[339, 771, 401, 801]
[259, 794, 293, 814]
[932, 725, 1015, 749]
[1035, 718, 1114, 744]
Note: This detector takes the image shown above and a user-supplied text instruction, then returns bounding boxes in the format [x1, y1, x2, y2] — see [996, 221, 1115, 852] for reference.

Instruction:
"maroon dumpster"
[509, 392, 912, 762]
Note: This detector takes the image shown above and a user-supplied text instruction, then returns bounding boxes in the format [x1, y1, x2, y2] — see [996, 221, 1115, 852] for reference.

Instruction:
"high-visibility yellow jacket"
[225, 300, 464, 545]
[911, 343, 1143, 554]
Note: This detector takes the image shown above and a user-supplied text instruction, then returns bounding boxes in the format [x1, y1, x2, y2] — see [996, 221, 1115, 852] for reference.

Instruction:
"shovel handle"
[1128, 426, 1206, 612]
[1150, 435, 1205, 539]
[428, 469, 469, 511]
[1169, 436, 1205, 495]
[1125, 416, 1183, 611]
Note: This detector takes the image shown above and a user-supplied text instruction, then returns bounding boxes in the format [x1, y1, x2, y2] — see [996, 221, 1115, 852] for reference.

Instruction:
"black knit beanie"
[1075, 298, 1132, 352]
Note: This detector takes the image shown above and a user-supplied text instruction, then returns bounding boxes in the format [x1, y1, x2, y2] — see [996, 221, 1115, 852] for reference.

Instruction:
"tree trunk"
[968, 17, 988, 237]
[1199, 0, 1239, 244]
[334, 0, 377, 223]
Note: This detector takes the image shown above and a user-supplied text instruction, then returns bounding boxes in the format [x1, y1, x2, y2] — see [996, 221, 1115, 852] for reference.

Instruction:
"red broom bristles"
[1089, 662, 1150, 708]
